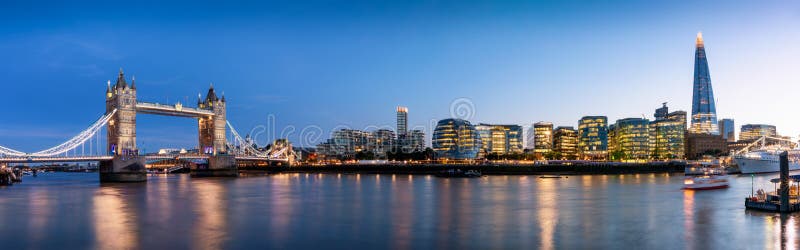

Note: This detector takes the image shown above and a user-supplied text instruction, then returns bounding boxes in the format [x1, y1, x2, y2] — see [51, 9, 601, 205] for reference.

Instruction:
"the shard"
[689, 32, 719, 135]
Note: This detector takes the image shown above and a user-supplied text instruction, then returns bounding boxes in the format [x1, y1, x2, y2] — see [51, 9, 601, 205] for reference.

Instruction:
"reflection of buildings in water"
[766, 213, 798, 250]
[192, 180, 228, 250]
[536, 178, 557, 250]
[515, 176, 534, 247]
[146, 175, 175, 224]
[27, 189, 52, 244]
[93, 186, 139, 250]
[268, 174, 296, 242]
[434, 178, 453, 248]
[683, 190, 712, 249]
[778, 214, 798, 250]
[456, 179, 475, 243]
[682, 190, 695, 250]
[390, 174, 414, 249]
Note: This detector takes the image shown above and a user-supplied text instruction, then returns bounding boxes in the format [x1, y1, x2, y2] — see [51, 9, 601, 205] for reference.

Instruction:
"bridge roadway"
[135, 102, 215, 118]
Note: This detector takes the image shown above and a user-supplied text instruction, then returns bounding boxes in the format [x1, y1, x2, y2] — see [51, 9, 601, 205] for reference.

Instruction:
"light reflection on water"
[1, 172, 800, 249]
[93, 184, 139, 250]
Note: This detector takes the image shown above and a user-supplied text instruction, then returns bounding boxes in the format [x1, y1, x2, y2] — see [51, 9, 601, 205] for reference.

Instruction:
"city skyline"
[1, 1, 799, 151]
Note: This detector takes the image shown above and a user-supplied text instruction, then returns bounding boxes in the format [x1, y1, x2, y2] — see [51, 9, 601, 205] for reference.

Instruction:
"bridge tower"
[194, 85, 237, 177]
[100, 69, 146, 182]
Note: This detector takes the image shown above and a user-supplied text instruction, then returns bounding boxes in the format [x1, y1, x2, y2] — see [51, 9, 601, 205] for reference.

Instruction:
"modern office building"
[533, 122, 554, 155]
[403, 129, 426, 153]
[740, 124, 778, 141]
[526, 124, 536, 149]
[370, 129, 396, 158]
[608, 124, 617, 154]
[553, 126, 578, 160]
[689, 32, 720, 135]
[432, 119, 481, 160]
[611, 118, 650, 160]
[474, 123, 524, 157]
[316, 129, 373, 158]
[394, 106, 426, 153]
[649, 103, 687, 159]
[578, 116, 608, 160]
[719, 119, 735, 142]
[396, 106, 408, 137]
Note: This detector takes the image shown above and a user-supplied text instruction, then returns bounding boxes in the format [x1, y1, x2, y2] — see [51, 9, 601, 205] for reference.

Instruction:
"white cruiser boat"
[683, 174, 729, 190]
[735, 150, 800, 174]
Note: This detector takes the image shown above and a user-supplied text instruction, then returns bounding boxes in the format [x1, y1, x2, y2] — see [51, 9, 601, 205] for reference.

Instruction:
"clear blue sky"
[0, 0, 798, 151]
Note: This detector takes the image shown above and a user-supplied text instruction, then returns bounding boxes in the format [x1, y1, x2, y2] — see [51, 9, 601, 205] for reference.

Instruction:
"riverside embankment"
[242, 162, 685, 175]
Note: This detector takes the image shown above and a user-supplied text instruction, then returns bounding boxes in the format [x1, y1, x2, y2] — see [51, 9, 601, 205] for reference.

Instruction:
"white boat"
[683, 174, 729, 190]
[734, 150, 800, 174]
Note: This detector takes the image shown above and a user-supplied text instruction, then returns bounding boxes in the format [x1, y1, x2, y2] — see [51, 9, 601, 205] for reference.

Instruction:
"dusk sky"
[1, 0, 798, 152]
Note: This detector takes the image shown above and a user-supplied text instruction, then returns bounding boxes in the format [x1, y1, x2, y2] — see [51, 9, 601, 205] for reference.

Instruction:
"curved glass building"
[432, 118, 481, 160]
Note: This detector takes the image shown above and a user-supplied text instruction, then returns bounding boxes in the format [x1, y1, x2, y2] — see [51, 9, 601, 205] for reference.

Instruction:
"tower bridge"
[0, 69, 295, 182]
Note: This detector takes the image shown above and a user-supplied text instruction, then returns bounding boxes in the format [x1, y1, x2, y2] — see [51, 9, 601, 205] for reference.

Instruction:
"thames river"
[0, 172, 797, 249]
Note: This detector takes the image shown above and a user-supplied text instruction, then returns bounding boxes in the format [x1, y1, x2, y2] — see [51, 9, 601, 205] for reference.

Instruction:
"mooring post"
[779, 151, 789, 212]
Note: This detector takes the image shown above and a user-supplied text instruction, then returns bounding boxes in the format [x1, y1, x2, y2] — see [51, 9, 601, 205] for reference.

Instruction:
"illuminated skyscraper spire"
[689, 32, 719, 135]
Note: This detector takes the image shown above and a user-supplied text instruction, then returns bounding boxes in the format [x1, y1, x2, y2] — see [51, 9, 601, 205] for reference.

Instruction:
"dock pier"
[744, 151, 800, 213]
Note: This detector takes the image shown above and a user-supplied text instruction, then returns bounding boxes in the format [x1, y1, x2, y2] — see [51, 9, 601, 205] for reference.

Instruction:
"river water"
[0, 172, 797, 249]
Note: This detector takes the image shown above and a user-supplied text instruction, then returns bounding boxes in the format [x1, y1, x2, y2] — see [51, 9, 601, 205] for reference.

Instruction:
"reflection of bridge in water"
[0, 69, 294, 182]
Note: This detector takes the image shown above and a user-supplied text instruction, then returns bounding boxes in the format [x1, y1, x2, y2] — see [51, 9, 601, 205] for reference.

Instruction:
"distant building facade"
[316, 128, 402, 159]
[394, 106, 426, 153]
[316, 129, 372, 159]
[533, 122, 554, 155]
[396, 106, 408, 136]
[526, 124, 536, 150]
[553, 126, 578, 160]
[578, 116, 608, 160]
[371, 129, 396, 158]
[740, 124, 777, 141]
[402, 129, 425, 153]
[649, 104, 686, 160]
[610, 118, 650, 160]
[685, 133, 727, 160]
[719, 119, 735, 142]
[432, 119, 481, 160]
[474, 123, 524, 157]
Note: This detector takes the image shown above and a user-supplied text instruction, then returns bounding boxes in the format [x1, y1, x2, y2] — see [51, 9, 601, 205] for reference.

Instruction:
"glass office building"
[719, 119, 735, 142]
[648, 103, 687, 159]
[578, 116, 608, 160]
[474, 123, 523, 157]
[533, 122, 554, 154]
[689, 32, 720, 135]
[612, 118, 650, 160]
[740, 124, 777, 141]
[432, 119, 481, 160]
[553, 126, 578, 160]
[650, 111, 687, 160]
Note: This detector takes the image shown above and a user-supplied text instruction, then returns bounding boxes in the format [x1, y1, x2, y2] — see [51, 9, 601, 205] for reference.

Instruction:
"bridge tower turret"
[101, 68, 146, 182]
[106, 68, 138, 155]
[198, 84, 227, 155]
[195, 84, 236, 177]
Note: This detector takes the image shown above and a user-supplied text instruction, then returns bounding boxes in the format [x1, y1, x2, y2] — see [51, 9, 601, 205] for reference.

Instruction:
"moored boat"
[735, 150, 800, 174]
[435, 169, 482, 178]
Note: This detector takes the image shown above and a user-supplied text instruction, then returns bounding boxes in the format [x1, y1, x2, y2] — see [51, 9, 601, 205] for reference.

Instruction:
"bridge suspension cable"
[226, 121, 268, 158]
[27, 109, 117, 157]
[0, 145, 26, 157]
